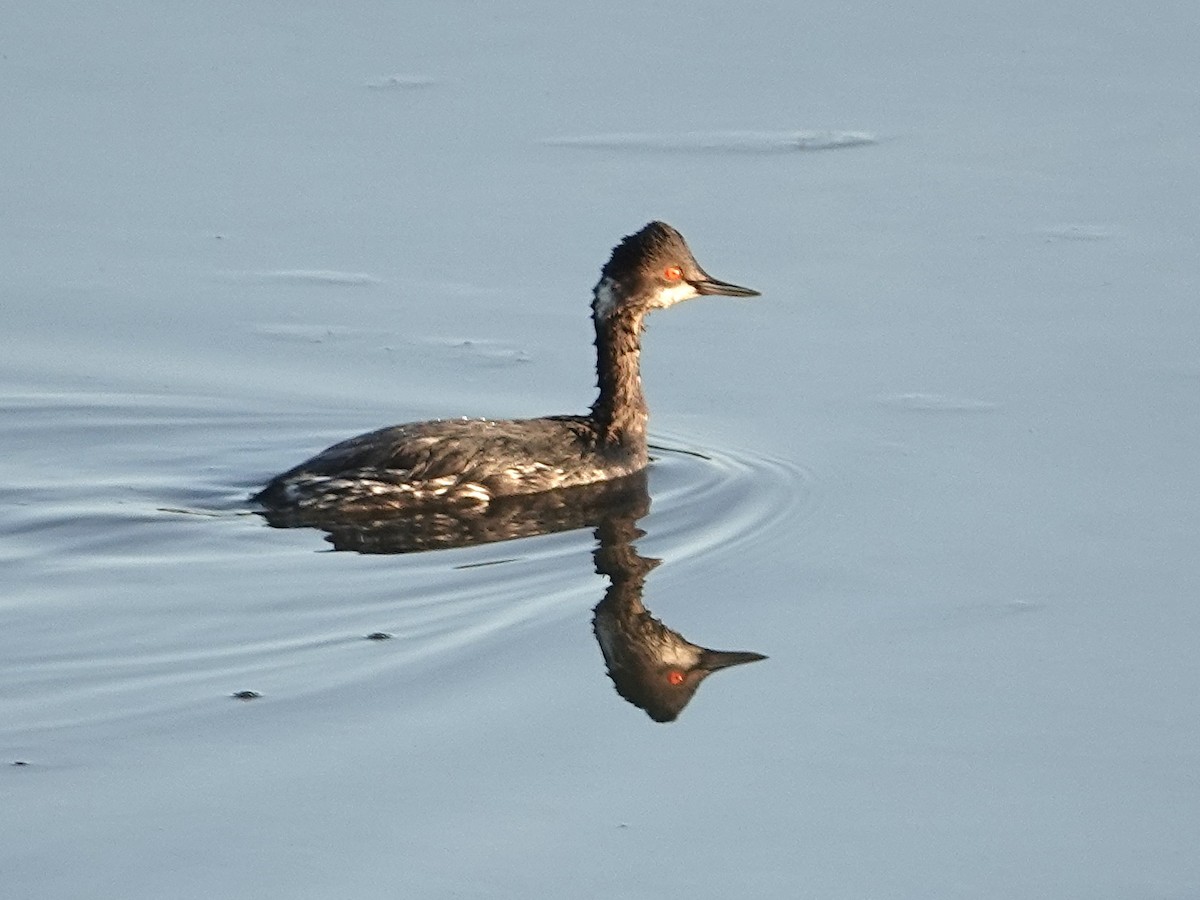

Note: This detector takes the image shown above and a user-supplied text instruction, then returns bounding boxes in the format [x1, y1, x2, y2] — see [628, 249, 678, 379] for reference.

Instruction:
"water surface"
[4, 1, 1199, 897]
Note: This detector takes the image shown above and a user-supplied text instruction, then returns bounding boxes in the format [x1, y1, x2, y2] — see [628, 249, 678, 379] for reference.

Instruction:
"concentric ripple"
[2, 390, 815, 745]
[645, 435, 816, 563]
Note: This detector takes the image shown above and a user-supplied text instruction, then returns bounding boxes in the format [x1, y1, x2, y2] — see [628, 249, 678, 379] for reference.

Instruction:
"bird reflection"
[590, 488, 766, 722]
[258, 472, 652, 554]
[257, 468, 765, 721]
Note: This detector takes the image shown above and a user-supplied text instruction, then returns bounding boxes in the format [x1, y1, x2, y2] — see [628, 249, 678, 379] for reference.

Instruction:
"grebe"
[255, 221, 759, 515]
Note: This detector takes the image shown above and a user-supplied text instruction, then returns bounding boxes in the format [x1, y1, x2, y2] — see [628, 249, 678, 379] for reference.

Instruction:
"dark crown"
[600, 221, 691, 284]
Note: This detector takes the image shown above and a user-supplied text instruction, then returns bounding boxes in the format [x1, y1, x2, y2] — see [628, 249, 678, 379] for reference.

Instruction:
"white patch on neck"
[593, 276, 699, 319]
[650, 281, 700, 309]
[592, 276, 620, 320]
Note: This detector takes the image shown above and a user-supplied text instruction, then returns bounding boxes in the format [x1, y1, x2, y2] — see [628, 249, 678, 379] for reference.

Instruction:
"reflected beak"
[699, 649, 769, 672]
[691, 275, 761, 298]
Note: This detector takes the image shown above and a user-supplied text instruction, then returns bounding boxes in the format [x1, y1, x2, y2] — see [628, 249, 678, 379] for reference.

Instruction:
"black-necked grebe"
[255, 221, 759, 514]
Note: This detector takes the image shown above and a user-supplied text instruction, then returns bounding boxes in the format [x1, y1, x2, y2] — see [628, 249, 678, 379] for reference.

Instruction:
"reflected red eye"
[667, 670, 685, 686]
[663, 265, 683, 282]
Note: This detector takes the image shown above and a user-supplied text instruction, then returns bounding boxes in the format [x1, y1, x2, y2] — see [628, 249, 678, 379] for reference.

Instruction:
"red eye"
[663, 265, 683, 282]
[667, 670, 685, 686]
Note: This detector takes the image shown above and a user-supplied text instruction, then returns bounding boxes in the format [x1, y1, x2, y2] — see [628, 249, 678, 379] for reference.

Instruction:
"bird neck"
[589, 306, 649, 448]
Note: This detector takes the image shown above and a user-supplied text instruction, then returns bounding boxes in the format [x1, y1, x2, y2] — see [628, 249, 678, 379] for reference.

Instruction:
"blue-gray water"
[4, 2, 1199, 897]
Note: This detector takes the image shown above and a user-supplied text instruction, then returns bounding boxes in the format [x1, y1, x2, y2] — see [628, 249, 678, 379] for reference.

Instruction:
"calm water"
[5, 2, 1200, 897]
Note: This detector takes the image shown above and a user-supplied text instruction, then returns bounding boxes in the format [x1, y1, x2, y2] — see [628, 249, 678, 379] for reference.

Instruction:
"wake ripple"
[1, 390, 814, 741]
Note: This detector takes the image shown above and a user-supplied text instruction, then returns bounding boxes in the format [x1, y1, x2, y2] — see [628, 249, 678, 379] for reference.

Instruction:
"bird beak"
[699, 649, 768, 672]
[691, 275, 761, 298]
